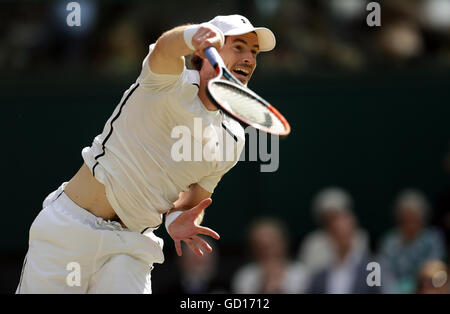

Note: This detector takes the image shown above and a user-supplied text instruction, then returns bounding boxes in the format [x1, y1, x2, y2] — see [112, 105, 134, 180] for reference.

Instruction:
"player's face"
[219, 32, 260, 85]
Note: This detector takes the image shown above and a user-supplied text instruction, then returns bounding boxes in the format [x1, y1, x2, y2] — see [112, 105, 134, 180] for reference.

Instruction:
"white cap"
[208, 14, 276, 52]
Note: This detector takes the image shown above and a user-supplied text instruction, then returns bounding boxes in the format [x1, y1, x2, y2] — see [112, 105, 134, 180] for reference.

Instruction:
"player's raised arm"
[149, 23, 224, 75]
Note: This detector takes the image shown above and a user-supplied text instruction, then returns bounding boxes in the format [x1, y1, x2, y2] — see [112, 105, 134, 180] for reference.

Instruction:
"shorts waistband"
[48, 183, 124, 231]
[54, 183, 99, 223]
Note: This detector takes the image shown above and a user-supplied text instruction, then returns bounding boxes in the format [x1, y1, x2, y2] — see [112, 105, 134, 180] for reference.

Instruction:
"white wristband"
[165, 211, 183, 232]
[183, 24, 200, 51]
[183, 23, 225, 51]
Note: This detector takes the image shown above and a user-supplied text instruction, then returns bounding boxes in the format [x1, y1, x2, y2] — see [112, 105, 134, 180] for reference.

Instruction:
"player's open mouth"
[232, 67, 251, 79]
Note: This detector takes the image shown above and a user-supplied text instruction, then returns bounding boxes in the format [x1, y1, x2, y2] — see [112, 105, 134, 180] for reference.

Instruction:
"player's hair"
[190, 54, 204, 71]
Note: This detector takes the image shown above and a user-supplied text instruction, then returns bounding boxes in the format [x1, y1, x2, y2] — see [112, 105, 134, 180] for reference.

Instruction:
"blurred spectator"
[433, 144, 450, 253]
[0, 4, 49, 71]
[421, 0, 450, 31]
[372, 1, 424, 66]
[99, 18, 145, 75]
[416, 259, 449, 294]
[298, 187, 369, 276]
[376, 19, 424, 62]
[377, 189, 446, 293]
[158, 238, 228, 294]
[231, 217, 309, 294]
[302, 188, 378, 294]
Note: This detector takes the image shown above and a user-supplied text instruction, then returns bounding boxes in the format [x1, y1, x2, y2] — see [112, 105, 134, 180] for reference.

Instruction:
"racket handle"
[204, 47, 225, 70]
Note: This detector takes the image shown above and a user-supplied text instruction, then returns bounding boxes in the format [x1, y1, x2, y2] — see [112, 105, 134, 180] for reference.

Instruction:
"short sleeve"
[197, 170, 225, 194]
[197, 153, 242, 194]
[138, 43, 186, 92]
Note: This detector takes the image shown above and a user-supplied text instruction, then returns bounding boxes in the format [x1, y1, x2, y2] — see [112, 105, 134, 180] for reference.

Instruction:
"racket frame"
[203, 47, 291, 136]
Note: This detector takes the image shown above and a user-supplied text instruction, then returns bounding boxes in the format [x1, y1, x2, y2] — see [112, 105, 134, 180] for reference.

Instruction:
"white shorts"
[16, 183, 165, 294]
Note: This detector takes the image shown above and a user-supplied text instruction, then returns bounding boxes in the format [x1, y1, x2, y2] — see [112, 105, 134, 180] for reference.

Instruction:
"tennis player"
[16, 14, 276, 293]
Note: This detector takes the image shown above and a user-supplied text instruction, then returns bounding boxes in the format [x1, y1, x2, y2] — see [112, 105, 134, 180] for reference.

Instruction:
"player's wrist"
[183, 24, 200, 51]
[165, 210, 183, 232]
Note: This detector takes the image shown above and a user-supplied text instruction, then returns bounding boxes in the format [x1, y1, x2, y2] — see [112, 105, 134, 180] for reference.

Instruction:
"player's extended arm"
[148, 24, 224, 75]
[166, 183, 220, 257]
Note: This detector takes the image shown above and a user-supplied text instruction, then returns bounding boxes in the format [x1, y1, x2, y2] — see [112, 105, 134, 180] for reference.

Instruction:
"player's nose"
[242, 54, 256, 68]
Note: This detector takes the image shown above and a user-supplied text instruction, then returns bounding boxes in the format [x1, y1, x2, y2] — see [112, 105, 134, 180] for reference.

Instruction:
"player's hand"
[191, 24, 224, 59]
[168, 198, 220, 257]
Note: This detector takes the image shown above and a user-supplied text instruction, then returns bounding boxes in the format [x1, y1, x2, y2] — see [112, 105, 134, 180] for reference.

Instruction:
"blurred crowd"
[1, 0, 450, 75]
[157, 146, 450, 294]
[158, 186, 449, 294]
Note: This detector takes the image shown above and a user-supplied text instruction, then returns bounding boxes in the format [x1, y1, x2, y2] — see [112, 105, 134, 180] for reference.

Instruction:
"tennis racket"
[203, 47, 291, 136]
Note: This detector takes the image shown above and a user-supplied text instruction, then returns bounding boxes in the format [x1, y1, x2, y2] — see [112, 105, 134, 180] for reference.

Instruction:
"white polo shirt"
[82, 44, 245, 233]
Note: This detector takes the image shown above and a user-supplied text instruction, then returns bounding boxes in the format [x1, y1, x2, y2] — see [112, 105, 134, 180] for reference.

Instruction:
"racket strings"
[209, 82, 286, 133]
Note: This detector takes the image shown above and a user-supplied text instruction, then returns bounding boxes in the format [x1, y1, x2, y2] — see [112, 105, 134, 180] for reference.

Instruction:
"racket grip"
[204, 47, 224, 70]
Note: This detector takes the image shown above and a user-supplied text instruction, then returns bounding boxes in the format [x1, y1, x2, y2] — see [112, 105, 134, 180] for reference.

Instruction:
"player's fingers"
[192, 29, 209, 47]
[194, 27, 209, 37]
[185, 239, 204, 257]
[197, 39, 223, 59]
[195, 225, 220, 240]
[175, 240, 182, 257]
[193, 27, 221, 52]
[197, 26, 222, 44]
[192, 235, 213, 253]
[196, 49, 206, 60]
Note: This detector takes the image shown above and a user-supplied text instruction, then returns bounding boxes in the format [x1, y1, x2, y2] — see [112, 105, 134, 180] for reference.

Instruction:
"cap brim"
[223, 27, 276, 52]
